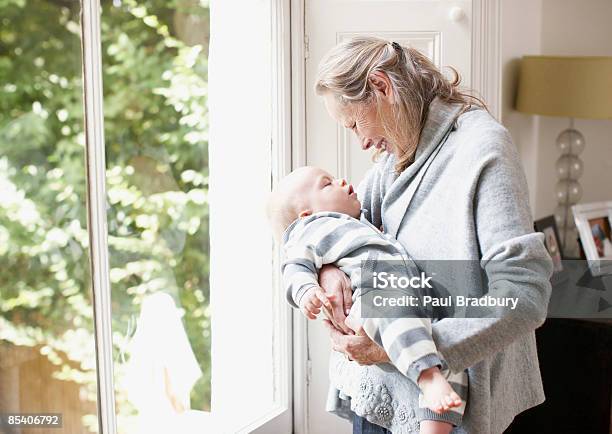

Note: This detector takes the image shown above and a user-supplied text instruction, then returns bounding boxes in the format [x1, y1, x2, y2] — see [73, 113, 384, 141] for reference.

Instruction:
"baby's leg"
[361, 316, 468, 424]
[361, 317, 466, 415]
[362, 317, 441, 380]
[419, 420, 454, 434]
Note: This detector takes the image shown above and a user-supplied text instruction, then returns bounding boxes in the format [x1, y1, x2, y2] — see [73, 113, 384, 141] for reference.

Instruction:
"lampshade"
[516, 56, 612, 119]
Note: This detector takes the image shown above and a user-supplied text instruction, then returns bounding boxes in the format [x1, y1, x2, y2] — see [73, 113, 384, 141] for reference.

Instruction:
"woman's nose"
[338, 178, 347, 187]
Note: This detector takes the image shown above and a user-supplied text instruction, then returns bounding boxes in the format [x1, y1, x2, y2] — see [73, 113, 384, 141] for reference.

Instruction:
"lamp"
[516, 55, 612, 257]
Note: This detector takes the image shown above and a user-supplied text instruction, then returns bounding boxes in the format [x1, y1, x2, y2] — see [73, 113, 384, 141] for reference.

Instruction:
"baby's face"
[290, 167, 361, 219]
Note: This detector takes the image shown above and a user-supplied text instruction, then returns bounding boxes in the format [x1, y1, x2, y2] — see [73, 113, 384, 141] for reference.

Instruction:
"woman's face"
[323, 92, 395, 154]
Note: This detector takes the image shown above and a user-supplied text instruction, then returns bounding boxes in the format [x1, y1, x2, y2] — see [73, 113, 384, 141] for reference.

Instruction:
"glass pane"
[0, 1, 99, 433]
[99, 0, 211, 432]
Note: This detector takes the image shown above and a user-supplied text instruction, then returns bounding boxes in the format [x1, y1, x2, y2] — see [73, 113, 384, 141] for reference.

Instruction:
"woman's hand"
[318, 264, 354, 335]
[322, 320, 390, 365]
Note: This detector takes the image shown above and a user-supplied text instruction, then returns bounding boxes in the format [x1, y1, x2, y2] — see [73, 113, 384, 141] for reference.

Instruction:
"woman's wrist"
[318, 264, 354, 334]
[374, 345, 390, 363]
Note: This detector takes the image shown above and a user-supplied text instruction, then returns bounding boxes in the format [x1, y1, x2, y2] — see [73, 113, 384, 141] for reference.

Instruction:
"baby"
[267, 166, 467, 434]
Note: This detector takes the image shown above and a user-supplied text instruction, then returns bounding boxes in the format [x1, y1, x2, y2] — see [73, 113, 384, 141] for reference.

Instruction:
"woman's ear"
[368, 71, 395, 104]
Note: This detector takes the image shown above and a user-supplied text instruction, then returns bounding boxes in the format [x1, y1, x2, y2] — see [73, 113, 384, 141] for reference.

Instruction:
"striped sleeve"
[282, 214, 372, 309]
[282, 261, 319, 309]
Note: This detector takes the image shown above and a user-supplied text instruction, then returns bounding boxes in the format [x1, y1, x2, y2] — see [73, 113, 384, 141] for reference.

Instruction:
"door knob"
[449, 6, 464, 22]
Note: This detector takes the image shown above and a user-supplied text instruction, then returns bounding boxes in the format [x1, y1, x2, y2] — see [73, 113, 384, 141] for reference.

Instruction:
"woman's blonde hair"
[314, 36, 486, 173]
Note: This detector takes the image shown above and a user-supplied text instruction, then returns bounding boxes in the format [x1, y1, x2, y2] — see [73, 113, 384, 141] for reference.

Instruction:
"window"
[0, 0, 293, 432]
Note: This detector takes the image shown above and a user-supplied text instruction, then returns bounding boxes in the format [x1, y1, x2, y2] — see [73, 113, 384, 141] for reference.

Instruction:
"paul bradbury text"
[370, 294, 519, 310]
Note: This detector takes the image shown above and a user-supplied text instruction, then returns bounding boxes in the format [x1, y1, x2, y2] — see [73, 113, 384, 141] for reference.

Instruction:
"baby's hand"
[300, 286, 332, 320]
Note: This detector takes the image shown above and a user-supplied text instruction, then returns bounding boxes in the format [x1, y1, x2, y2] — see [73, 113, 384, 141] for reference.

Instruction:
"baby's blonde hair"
[266, 168, 311, 243]
[266, 188, 298, 243]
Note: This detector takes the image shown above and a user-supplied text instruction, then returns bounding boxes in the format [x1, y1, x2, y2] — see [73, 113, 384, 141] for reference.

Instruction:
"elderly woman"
[314, 37, 553, 434]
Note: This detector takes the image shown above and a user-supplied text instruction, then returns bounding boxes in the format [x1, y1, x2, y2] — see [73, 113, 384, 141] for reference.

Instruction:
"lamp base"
[554, 125, 585, 258]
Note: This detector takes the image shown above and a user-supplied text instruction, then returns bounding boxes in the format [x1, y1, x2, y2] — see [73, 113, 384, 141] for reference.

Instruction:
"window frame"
[240, 0, 296, 432]
[81, 0, 117, 432]
[80, 0, 297, 432]
[262, 0, 295, 429]
[289, 0, 309, 432]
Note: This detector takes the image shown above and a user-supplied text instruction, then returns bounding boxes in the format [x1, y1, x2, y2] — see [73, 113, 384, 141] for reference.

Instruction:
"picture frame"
[572, 201, 612, 276]
[534, 215, 564, 274]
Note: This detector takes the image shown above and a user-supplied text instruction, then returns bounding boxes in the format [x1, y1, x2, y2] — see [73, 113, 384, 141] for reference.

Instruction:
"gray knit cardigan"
[325, 97, 553, 434]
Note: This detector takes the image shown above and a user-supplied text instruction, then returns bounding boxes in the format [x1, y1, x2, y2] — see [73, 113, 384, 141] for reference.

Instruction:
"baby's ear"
[298, 210, 312, 218]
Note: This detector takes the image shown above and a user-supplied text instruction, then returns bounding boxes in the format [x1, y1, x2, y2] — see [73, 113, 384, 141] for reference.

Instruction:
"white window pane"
[208, 0, 290, 431]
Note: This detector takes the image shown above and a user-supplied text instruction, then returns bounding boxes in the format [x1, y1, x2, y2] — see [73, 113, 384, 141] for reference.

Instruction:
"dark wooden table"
[504, 319, 612, 434]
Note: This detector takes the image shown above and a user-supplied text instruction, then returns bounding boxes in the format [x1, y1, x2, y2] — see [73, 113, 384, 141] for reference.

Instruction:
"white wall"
[500, 0, 543, 214]
[501, 0, 612, 220]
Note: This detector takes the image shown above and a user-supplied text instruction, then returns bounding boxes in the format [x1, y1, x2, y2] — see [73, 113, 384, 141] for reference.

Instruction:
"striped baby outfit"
[281, 211, 467, 428]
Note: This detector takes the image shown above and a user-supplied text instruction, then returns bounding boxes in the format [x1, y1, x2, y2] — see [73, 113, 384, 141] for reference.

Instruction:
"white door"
[303, 1, 473, 432]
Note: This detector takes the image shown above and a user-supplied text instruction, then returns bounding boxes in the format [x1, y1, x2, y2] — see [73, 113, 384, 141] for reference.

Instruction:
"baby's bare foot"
[417, 367, 462, 414]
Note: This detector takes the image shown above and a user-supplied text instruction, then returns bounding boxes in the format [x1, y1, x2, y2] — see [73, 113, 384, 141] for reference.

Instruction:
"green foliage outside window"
[0, 0, 211, 424]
